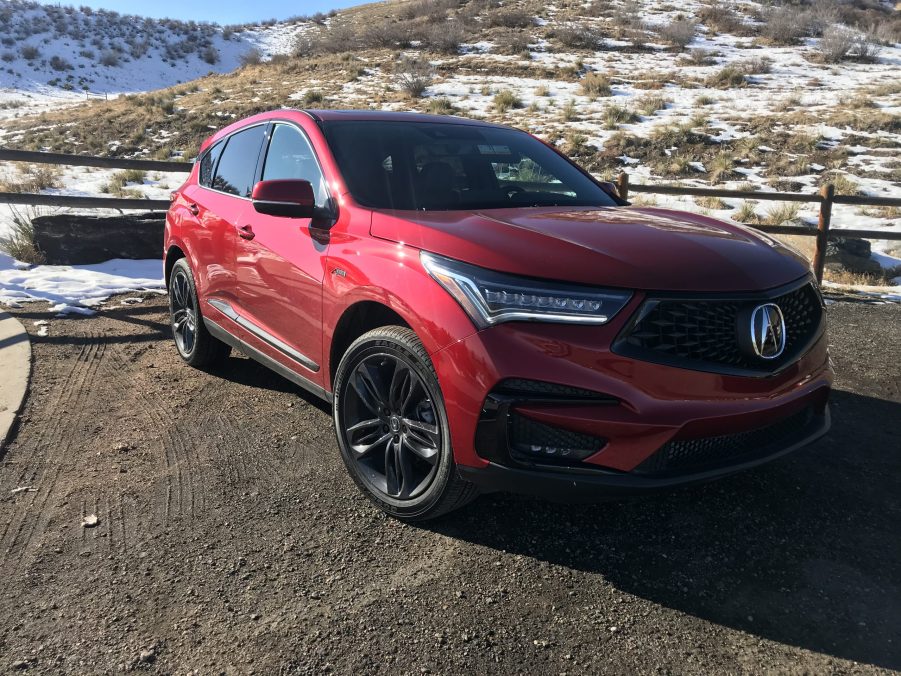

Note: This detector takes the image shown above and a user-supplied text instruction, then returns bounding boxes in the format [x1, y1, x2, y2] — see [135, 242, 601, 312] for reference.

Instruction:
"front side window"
[261, 124, 329, 206]
[210, 124, 267, 198]
[322, 120, 617, 211]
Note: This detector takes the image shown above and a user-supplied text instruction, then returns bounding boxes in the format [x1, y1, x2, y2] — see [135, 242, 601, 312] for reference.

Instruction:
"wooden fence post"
[814, 183, 834, 284]
[616, 172, 629, 201]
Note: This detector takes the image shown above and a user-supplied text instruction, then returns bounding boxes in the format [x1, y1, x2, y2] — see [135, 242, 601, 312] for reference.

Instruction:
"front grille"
[614, 280, 824, 375]
[509, 412, 606, 464]
[634, 406, 816, 476]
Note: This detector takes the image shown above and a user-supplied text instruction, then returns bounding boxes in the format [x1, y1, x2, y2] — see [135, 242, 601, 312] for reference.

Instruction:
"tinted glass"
[322, 120, 617, 211]
[211, 125, 266, 197]
[261, 124, 328, 206]
[199, 140, 224, 188]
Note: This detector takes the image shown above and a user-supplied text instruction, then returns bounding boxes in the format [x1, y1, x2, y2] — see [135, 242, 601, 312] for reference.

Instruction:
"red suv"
[165, 110, 831, 520]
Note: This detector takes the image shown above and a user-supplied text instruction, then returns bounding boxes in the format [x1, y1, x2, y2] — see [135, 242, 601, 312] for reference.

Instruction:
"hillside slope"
[0, 0, 899, 277]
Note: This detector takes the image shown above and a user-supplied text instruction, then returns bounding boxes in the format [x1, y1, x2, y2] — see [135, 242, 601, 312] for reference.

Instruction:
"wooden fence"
[1, 148, 900, 283]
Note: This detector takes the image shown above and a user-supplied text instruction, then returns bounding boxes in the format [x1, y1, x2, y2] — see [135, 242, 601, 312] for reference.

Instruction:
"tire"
[168, 258, 231, 368]
[333, 326, 479, 521]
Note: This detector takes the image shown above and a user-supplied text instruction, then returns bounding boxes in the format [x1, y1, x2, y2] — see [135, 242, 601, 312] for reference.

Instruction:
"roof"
[301, 109, 505, 128]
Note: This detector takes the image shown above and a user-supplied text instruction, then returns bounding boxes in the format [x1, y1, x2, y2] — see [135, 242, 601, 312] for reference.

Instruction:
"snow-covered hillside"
[0, 0, 316, 117]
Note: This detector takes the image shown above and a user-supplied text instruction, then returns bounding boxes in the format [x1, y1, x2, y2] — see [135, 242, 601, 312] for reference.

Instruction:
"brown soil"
[0, 294, 899, 673]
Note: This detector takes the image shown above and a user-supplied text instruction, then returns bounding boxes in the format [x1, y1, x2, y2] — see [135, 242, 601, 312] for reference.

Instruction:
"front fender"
[323, 230, 478, 359]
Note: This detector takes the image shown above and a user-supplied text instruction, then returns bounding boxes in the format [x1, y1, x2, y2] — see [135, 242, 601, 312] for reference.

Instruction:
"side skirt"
[205, 317, 333, 404]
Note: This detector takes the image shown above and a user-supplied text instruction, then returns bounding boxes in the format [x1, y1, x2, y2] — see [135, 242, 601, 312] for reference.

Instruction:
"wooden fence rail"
[2, 149, 900, 283]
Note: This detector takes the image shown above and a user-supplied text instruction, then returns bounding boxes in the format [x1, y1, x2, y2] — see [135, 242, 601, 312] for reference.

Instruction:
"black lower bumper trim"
[458, 407, 830, 502]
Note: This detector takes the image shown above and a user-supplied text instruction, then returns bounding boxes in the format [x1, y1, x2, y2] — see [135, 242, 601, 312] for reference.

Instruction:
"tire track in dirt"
[105, 345, 206, 527]
[1, 333, 106, 573]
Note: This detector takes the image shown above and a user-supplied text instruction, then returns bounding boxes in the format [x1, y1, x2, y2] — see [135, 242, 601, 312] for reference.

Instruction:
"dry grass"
[0, 205, 46, 264]
[580, 72, 612, 98]
[102, 169, 147, 198]
[0, 163, 60, 193]
[493, 89, 523, 113]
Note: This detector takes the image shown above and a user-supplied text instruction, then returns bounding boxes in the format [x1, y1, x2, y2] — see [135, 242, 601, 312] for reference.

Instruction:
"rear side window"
[261, 124, 329, 206]
[211, 125, 267, 197]
[198, 140, 224, 188]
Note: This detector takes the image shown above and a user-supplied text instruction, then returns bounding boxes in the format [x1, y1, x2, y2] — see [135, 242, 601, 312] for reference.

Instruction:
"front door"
[234, 122, 331, 379]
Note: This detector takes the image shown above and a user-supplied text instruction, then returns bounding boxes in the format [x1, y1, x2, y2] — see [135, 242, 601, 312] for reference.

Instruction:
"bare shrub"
[818, 25, 856, 62]
[99, 50, 120, 67]
[20, 45, 39, 60]
[697, 5, 742, 34]
[360, 21, 412, 49]
[852, 32, 881, 61]
[485, 9, 533, 29]
[395, 57, 433, 98]
[239, 47, 263, 66]
[421, 20, 465, 54]
[49, 55, 72, 71]
[763, 7, 807, 45]
[739, 56, 772, 74]
[552, 23, 603, 50]
[201, 46, 219, 65]
[658, 19, 696, 49]
[494, 29, 530, 56]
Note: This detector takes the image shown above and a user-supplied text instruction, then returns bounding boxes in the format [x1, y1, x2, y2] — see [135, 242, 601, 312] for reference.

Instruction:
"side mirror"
[598, 180, 629, 205]
[251, 179, 315, 218]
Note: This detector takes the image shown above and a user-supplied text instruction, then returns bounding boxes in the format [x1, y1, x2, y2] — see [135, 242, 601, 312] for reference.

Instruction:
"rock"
[82, 514, 100, 528]
[139, 649, 156, 663]
[31, 212, 165, 265]
[12, 659, 29, 670]
[825, 236, 883, 277]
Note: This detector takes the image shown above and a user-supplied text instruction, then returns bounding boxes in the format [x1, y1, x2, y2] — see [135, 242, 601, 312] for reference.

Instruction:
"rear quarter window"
[210, 125, 267, 198]
[198, 140, 224, 188]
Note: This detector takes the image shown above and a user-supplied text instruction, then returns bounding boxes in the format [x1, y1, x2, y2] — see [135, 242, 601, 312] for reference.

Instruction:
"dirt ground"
[0, 293, 899, 674]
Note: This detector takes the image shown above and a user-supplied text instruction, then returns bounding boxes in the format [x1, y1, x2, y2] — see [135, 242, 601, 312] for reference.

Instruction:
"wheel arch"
[328, 301, 411, 387]
[164, 244, 186, 288]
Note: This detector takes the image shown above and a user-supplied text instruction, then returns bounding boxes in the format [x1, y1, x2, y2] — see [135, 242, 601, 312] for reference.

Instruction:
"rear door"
[185, 123, 267, 306]
[234, 122, 331, 378]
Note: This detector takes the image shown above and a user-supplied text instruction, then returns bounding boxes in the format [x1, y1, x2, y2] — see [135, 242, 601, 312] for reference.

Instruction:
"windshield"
[321, 120, 618, 211]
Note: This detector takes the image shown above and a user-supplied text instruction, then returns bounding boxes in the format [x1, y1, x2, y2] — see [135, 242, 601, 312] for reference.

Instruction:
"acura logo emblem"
[749, 303, 786, 359]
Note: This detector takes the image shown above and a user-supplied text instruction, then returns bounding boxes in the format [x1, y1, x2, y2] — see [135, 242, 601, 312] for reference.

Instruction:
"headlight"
[420, 251, 632, 328]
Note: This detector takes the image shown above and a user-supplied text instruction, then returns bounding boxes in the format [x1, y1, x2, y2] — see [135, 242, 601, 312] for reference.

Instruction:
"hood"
[370, 206, 810, 292]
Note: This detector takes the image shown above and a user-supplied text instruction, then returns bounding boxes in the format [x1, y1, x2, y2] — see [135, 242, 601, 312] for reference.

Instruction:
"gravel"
[0, 294, 898, 674]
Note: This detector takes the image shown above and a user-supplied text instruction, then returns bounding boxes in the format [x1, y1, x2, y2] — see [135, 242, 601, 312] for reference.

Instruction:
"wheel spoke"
[403, 418, 440, 447]
[352, 364, 386, 415]
[389, 362, 412, 413]
[347, 418, 382, 434]
[402, 436, 438, 465]
[353, 431, 391, 458]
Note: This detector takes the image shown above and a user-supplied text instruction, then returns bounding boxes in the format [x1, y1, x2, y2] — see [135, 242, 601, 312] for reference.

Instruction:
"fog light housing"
[509, 412, 605, 464]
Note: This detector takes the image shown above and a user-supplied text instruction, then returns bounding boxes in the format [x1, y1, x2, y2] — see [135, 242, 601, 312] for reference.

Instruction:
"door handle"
[237, 224, 255, 240]
[188, 203, 199, 216]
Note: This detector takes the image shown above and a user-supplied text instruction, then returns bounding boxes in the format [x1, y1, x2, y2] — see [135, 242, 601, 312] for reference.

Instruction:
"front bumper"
[458, 406, 830, 500]
[431, 290, 833, 497]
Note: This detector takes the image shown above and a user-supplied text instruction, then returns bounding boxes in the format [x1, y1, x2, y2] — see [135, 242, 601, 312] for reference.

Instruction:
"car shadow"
[424, 389, 901, 670]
